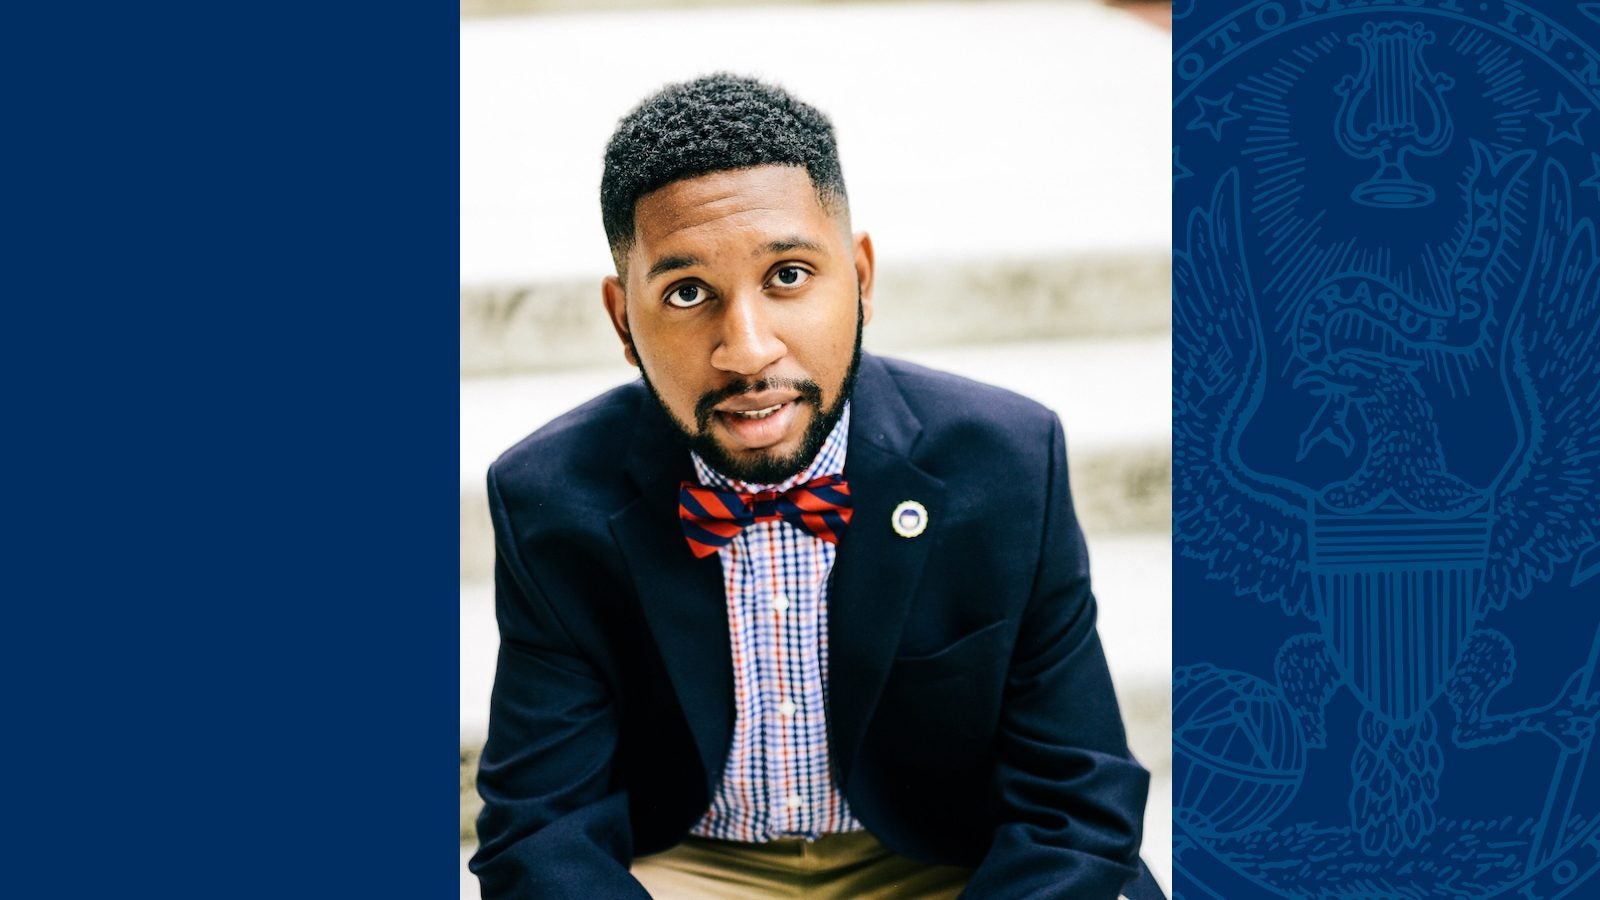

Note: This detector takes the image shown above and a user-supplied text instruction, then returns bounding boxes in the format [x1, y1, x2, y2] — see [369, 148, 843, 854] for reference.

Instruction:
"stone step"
[460, 251, 1169, 376]
[459, 336, 1171, 582]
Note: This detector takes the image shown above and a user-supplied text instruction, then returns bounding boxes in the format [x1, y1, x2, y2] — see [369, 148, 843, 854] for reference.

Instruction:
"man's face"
[603, 165, 875, 484]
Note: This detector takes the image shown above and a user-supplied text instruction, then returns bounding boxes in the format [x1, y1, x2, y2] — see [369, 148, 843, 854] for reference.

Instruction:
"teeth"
[731, 403, 783, 420]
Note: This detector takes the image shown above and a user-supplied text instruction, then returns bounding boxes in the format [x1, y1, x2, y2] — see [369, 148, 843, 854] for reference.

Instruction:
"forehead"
[631, 165, 836, 254]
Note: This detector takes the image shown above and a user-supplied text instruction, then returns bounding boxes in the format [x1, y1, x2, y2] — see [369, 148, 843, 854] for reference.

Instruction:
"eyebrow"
[645, 254, 703, 282]
[764, 237, 825, 256]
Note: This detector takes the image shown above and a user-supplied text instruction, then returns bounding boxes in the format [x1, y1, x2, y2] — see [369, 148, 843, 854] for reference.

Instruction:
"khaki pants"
[631, 831, 973, 899]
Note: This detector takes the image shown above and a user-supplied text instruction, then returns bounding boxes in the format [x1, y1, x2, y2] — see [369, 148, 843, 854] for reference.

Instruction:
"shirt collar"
[691, 401, 851, 493]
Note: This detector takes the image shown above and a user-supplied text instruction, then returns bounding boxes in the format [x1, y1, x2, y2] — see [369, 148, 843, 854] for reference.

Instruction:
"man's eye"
[666, 284, 708, 308]
[771, 267, 810, 288]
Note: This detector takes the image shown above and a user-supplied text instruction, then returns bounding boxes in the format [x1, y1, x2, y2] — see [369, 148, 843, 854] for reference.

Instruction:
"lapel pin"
[891, 500, 929, 538]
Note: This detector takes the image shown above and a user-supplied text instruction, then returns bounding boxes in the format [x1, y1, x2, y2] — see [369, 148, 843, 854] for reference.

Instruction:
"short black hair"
[600, 73, 850, 272]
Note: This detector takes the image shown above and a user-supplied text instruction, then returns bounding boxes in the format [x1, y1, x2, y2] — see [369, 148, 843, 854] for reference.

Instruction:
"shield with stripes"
[1308, 492, 1493, 724]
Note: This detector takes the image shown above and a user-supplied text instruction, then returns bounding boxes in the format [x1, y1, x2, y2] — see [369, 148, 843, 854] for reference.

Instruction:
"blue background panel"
[1172, 2, 1600, 896]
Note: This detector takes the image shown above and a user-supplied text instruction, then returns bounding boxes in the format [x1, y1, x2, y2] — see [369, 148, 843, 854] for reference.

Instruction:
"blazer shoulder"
[488, 379, 648, 509]
[874, 355, 1060, 452]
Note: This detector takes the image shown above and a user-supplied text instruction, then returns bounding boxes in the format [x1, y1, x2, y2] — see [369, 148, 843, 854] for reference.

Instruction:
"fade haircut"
[600, 73, 850, 274]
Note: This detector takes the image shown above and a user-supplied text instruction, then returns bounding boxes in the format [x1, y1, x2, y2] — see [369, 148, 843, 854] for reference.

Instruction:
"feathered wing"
[1483, 160, 1600, 611]
[1174, 170, 1314, 617]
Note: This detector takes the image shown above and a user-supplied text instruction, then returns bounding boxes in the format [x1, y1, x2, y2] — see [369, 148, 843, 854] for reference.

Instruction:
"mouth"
[724, 402, 786, 420]
[714, 389, 799, 416]
[692, 378, 827, 458]
[712, 397, 804, 451]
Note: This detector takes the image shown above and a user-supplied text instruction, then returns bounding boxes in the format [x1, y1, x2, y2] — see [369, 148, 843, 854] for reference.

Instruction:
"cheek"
[827, 303, 860, 355]
[643, 346, 694, 389]
[801, 308, 859, 388]
[628, 308, 678, 367]
[634, 327, 710, 405]
[798, 290, 854, 332]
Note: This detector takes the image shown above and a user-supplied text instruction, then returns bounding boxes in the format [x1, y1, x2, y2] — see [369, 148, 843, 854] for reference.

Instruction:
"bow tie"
[678, 475, 853, 558]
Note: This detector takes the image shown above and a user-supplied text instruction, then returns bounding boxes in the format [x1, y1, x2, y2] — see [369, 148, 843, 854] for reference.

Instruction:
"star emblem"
[1174, 146, 1193, 182]
[1189, 92, 1242, 142]
[1536, 94, 1589, 146]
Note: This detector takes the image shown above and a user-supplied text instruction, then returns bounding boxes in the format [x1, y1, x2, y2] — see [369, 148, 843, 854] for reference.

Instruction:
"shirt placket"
[689, 402, 856, 842]
[773, 530, 826, 840]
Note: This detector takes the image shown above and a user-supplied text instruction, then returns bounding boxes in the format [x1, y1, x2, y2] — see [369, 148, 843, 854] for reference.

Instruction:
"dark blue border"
[9, 6, 459, 896]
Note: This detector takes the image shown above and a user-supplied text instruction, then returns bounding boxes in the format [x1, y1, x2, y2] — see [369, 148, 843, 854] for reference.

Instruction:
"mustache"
[694, 378, 823, 431]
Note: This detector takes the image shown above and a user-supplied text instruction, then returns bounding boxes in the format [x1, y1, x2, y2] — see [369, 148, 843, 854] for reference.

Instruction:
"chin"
[707, 441, 813, 486]
[737, 442, 802, 469]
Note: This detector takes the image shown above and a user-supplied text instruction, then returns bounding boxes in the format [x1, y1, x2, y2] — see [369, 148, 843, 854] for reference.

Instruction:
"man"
[471, 73, 1154, 898]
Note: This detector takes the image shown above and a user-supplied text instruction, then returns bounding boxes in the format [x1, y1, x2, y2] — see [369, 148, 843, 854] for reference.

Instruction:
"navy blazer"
[471, 354, 1151, 898]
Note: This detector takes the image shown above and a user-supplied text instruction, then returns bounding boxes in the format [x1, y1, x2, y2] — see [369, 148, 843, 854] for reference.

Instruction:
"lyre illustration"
[1334, 22, 1455, 208]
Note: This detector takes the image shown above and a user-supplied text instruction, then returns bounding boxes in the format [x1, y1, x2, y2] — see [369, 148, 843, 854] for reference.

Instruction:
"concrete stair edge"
[461, 250, 1171, 377]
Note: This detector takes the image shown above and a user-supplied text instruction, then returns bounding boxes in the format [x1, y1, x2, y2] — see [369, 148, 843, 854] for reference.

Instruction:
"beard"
[637, 298, 864, 486]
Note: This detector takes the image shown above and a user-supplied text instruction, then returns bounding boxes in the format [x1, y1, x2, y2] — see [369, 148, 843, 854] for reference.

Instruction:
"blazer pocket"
[890, 619, 1010, 674]
[878, 620, 1011, 766]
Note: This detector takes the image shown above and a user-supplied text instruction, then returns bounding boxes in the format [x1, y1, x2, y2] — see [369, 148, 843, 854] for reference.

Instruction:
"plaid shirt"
[688, 403, 864, 842]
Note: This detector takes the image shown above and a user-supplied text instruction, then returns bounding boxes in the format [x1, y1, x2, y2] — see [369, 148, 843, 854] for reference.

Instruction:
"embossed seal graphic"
[1174, 2, 1600, 895]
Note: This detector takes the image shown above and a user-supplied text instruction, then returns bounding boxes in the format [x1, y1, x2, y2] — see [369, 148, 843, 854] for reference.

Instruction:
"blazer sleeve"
[963, 414, 1151, 899]
[468, 465, 651, 899]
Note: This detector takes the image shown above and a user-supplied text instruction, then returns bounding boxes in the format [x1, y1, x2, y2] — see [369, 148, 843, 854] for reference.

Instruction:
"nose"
[709, 291, 786, 376]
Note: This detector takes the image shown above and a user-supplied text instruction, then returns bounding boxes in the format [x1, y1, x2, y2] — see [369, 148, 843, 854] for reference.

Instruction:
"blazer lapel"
[609, 395, 734, 787]
[826, 356, 947, 788]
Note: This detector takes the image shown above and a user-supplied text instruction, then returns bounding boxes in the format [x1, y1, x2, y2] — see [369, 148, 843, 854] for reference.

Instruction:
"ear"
[601, 275, 638, 367]
[852, 231, 875, 327]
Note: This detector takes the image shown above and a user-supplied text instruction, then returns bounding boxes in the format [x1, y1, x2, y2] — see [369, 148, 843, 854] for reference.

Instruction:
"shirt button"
[786, 794, 805, 810]
[779, 699, 797, 717]
[772, 594, 790, 612]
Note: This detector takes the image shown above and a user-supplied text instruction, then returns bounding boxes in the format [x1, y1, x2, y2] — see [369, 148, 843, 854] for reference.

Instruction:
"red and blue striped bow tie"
[678, 475, 853, 558]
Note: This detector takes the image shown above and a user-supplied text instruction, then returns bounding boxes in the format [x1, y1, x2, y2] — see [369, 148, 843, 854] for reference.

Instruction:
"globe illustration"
[1174, 664, 1307, 837]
